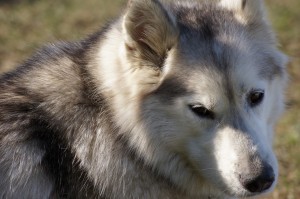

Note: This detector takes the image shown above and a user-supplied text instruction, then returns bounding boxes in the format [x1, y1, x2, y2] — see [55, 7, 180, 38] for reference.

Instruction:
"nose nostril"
[261, 177, 274, 191]
[240, 167, 275, 193]
[244, 176, 274, 193]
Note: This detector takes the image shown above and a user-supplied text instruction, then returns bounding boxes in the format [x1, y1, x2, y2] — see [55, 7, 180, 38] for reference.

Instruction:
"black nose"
[240, 164, 275, 193]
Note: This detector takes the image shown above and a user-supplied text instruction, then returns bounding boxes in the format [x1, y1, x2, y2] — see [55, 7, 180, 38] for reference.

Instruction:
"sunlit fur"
[0, 0, 287, 198]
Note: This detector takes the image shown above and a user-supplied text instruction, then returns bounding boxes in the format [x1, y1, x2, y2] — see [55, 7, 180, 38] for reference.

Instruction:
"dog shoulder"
[0, 41, 88, 198]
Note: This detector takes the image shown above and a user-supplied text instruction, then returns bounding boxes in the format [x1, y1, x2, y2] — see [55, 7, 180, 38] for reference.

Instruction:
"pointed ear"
[219, 0, 266, 23]
[123, 0, 178, 68]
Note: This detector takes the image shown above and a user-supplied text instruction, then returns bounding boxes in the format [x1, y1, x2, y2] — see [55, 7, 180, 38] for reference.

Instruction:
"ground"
[0, 0, 299, 198]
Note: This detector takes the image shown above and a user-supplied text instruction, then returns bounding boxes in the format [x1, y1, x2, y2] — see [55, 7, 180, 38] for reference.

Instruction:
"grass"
[0, 0, 299, 198]
[0, 0, 125, 72]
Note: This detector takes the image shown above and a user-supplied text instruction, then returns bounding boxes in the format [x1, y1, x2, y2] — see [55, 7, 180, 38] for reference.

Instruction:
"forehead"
[167, 44, 267, 102]
[171, 1, 282, 80]
[155, 1, 284, 103]
[161, 53, 266, 110]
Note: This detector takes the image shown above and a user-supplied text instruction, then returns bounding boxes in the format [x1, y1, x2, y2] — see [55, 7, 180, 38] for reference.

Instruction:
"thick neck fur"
[78, 20, 183, 198]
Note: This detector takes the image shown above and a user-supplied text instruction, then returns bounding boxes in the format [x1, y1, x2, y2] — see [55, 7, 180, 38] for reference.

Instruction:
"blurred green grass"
[266, 0, 300, 198]
[0, 0, 299, 198]
[0, 0, 125, 72]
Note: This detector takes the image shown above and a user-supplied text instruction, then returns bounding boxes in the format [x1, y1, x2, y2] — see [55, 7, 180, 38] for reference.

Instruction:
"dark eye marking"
[248, 89, 264, 107]
[188, 104, 215, 120]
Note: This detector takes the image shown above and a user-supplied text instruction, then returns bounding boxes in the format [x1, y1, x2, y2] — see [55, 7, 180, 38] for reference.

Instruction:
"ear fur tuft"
[123, 0, 178, 68]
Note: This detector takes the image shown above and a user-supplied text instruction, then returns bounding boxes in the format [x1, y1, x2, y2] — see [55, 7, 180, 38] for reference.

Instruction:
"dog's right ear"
[123, 0, 178, 68]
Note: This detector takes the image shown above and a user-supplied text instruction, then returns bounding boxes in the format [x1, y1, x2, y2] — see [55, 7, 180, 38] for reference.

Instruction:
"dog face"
[114, 0, 287, 197]
[144, 41, 286, 197]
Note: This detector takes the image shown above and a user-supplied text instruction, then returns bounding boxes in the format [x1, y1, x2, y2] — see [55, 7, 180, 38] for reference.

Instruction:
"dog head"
[106, 0, 287, 197]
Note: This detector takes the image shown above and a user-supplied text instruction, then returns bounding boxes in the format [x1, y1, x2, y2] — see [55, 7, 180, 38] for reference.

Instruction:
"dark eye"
[248, 90, 264, 107]
[188, 104, 215, 120]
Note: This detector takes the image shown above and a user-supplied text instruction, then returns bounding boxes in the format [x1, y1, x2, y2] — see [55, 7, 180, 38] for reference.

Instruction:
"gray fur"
[0, 0, 287, 198]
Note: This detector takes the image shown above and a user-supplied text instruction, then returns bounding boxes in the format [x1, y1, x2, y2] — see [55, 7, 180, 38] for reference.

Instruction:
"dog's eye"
[189, 104, 215, 120]
[248, 90, 264, 107]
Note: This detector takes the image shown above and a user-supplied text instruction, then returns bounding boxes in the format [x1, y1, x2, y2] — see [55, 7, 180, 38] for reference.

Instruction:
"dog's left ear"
[123, 0, 178, 68]
[219, 0, 266, 24]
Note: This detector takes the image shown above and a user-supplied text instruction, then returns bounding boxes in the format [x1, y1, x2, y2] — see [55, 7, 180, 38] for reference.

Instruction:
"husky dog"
[0, 0, 287, 198]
